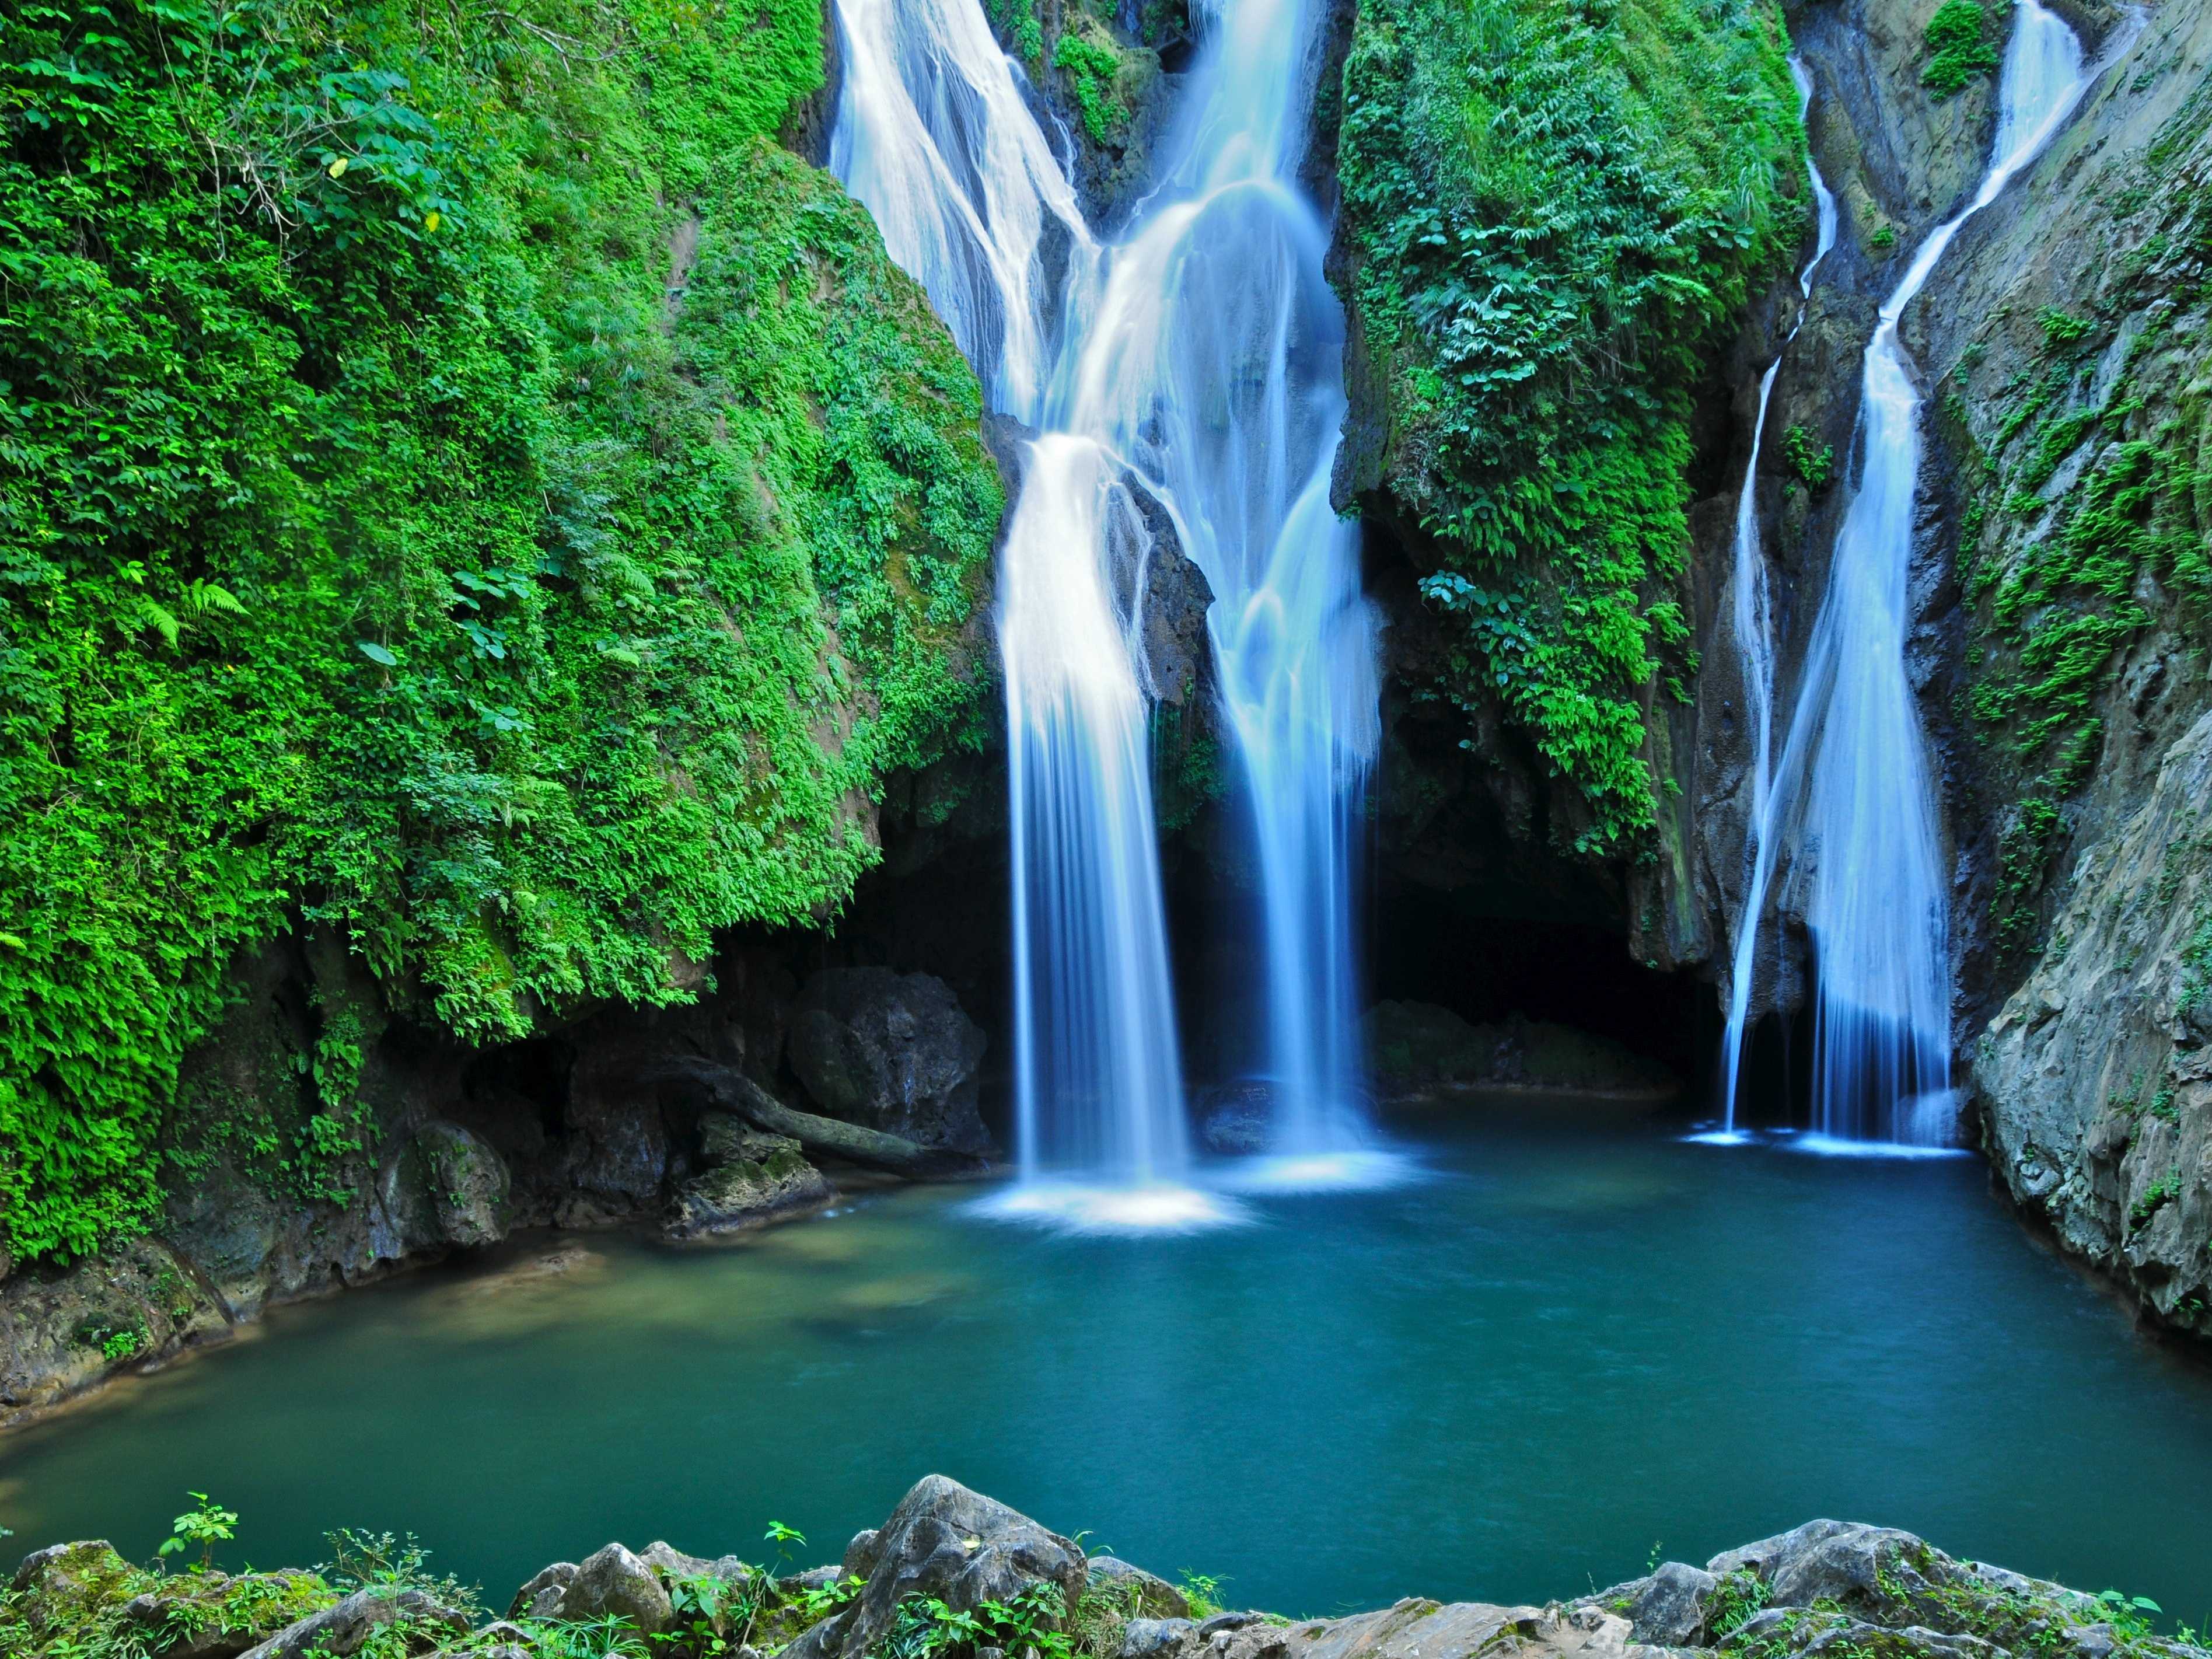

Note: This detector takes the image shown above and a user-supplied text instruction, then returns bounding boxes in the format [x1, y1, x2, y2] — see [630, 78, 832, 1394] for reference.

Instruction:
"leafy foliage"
[876, 1584, 1075, 1659]
[1338, 0, 1802, 854]
[1780, 424, 1834, 491]
[1054, 33, 1131, 145]
[0, 0, 1000, 1260]
[1922, 0, 2001, 99]
[160, 1493, 239, 1571]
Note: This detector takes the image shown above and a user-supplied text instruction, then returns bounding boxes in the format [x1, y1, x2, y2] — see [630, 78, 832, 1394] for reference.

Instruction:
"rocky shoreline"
[6, 1477, 2203, 1659]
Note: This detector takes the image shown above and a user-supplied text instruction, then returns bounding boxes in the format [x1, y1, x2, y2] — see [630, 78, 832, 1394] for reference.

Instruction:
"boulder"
[236, 1587, 468, 1659]
[1089, 1556, 1191, 1619]
[507, 1562, 576, 1621]
[1197, 1081, 1274, 1154]
[120, 1569, 336, 1659]
[1587, 1561, 1715, 1646]
[782, 1476, 1087, 1659]
[1192, 1598, 1662, 1659]
[376, 1121, 512, 1255]
[433, 1621, 534, 1659]
[9, 1542, 140, 1643]
[638, 1540, 756, 1588]
[666, 1120, 833, 1241]
[788, 970, 991, 1152]
[551, 1542, 676, 1636]
[1121, 1618, 1199, 1659]
[1692, 1522, 2153, 1659]
[1, 1240, 230, 1423]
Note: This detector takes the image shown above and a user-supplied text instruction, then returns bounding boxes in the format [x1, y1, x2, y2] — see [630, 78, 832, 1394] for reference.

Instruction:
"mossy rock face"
[1336, 0, 1803, 860]
[0, 0, 1000, 1267]
[665, 1118, 833, 1241]
[1364, 1001, 1678, 1101]
[118, 1569, 339, 1659]
[8, 1543, 146, 1644]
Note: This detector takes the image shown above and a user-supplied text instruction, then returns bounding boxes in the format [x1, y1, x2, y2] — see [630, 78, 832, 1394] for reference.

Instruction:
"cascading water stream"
[831, 0, 1391, 1219]
[1709, 58, 1838, 1143]
[1064, 0, 1385, 1178]
[1728, 0, 2091, 1148]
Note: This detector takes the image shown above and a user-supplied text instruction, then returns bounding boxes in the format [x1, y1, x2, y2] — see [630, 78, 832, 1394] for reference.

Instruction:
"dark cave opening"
[1368, 892, 1715, 1089]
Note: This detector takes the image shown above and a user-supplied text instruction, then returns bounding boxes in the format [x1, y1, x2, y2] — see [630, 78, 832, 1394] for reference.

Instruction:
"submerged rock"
[788, 969, 991, 1153]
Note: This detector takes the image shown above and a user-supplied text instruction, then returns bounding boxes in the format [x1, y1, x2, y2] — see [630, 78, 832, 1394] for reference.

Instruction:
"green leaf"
[357, 641, 400, 666]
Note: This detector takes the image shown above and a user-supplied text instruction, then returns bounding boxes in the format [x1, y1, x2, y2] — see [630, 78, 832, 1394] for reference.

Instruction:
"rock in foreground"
[4, 1481, 2201, 1659]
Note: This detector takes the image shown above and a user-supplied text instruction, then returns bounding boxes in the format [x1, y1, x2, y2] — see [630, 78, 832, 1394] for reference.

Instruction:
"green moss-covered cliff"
[1337, 0, 1805, 857]
[0, 0, 1003, 1262]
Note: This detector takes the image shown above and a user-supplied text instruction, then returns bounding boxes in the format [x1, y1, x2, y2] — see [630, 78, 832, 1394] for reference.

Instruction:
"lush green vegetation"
[1921, 0, 2001, 99]
[0, 1500, 1201, 1659]
[1338, 0, 1804, 854]
[0, 0, 1001, 1262]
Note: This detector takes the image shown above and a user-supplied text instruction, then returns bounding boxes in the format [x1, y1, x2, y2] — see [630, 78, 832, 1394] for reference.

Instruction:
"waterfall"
[1072, 0, 1385, 1177]
[1710, 59, 1838, 1143]
[831, 0, 1389, 1219]
[1733, 1, 2089, 1147]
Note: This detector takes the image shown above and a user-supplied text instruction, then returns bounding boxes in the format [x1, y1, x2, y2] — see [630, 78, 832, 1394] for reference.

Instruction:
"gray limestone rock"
[781, 1475, 1087, 1659]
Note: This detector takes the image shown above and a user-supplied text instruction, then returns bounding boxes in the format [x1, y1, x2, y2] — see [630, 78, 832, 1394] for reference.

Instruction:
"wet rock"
[788, 969, 991, 1153]
[1197, 1080, 1274, 1154]
[378, 1121, 512, 1255]
[553, 1543, 677, 1636]
[666, 1120, 833, 1241]
[0, 1240, 229, 1425]
[782, 1475, 1088, 1659]
[1975, 710, 2212, 1337]
[1090, 1556, 1191, 1619]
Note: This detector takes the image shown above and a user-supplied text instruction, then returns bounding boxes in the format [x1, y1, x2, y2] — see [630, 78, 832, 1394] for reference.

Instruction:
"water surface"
[5, 1105, 2210, 1622]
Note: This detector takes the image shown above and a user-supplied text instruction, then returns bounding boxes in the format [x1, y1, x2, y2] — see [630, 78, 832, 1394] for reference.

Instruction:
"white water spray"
[833, 0, 1390, 1219]
[1730, 1, 2089, 1147]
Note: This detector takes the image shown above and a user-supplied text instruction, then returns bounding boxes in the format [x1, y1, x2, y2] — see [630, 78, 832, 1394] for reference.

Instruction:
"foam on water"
[969, 1180, 1251, 1234]
[1211, 1148, 1423, 1194]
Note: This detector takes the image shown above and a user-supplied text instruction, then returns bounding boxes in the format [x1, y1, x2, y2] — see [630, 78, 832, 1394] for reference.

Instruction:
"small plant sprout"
[160, 1492, 239, 1572]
